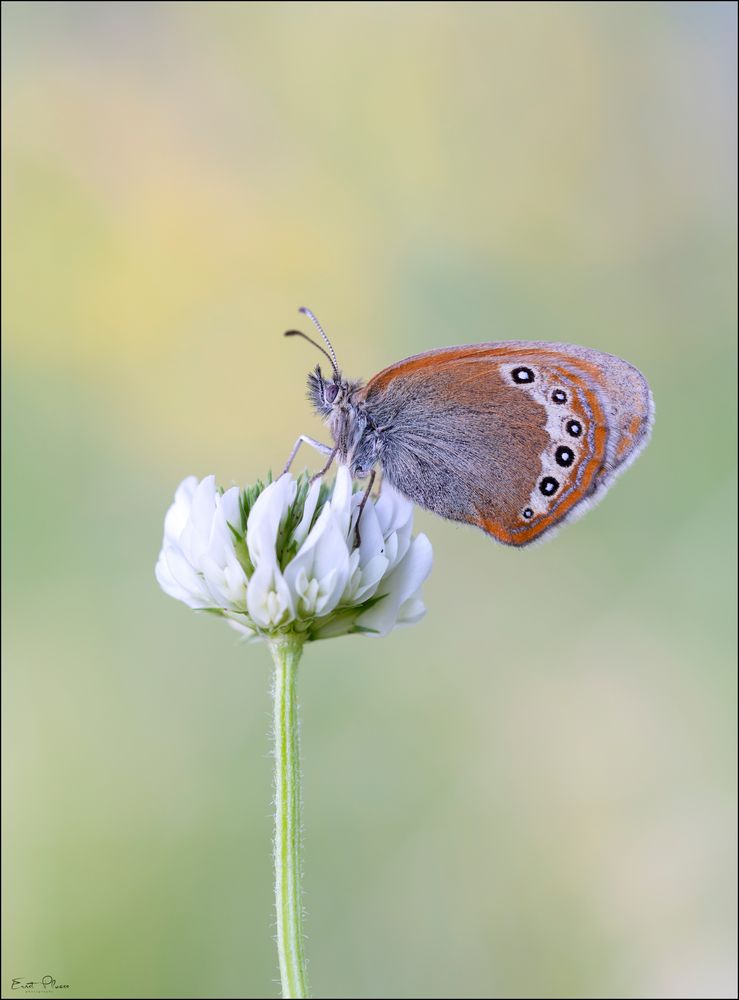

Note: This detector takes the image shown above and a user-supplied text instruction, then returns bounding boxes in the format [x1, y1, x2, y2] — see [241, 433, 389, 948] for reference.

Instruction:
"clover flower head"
[155, 466, 433, 641]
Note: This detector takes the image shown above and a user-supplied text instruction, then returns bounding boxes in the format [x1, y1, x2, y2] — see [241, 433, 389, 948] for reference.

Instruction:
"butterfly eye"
[324, 383, 339, 404]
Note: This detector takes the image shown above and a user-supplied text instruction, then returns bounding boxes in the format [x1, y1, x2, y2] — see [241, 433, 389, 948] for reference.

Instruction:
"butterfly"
[284, 308, 654, 546]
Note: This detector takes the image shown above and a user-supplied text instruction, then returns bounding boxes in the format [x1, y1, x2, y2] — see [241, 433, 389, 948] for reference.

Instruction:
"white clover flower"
[155, 466, 433, 641]
[156, 463, 435, 997]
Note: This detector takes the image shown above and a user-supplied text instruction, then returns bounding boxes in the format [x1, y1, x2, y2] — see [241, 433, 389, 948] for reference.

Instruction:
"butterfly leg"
[353, 469, 376, 548]
[308, 447, 338, 485]
[283, 435, 334, 475]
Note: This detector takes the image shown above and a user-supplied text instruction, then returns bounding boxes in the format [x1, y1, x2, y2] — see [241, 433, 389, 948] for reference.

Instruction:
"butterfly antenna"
[298, 307, 340, 377]
[283, 329, 336, 371]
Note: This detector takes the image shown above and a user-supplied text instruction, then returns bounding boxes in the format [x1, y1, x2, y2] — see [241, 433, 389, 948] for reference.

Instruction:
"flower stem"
[269, 634, 309, 999]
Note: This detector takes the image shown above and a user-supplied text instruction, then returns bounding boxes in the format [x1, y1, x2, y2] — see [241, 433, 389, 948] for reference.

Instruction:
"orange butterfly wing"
[360, 342, 653, 546]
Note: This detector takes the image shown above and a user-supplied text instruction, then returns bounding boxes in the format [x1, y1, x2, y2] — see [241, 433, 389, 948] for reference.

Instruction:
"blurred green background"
[2, 3, 737, 998]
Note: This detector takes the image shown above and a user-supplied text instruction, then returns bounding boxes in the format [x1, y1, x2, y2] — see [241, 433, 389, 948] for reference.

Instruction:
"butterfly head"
[307, 364, 351, 416]
[286, 307, 359, 417]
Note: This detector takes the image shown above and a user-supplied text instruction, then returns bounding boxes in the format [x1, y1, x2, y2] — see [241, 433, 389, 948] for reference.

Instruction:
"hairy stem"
[269, 634, 309, 998]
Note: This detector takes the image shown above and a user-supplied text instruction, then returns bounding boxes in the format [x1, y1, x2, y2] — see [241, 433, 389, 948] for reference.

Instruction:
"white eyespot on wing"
[507, 366, 599, 520]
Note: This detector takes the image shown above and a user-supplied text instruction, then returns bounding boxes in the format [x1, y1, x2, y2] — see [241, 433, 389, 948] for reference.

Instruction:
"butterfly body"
[295, 314, 653, 547]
